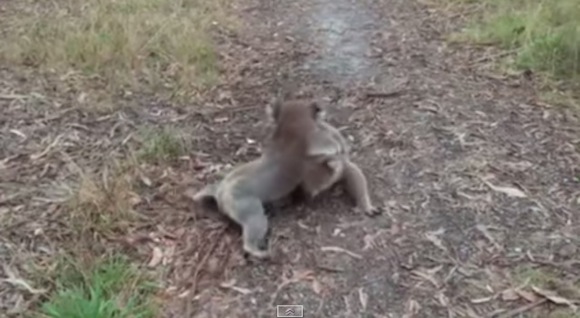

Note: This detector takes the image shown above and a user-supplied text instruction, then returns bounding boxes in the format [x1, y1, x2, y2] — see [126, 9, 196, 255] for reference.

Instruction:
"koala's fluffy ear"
[307, 100, 322, 119]
[310, 99, 329, 121]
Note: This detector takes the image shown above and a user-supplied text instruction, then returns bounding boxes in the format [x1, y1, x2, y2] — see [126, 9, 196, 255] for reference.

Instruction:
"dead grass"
[0, 0, 236, 306]
[13, 161, 155, 316]
[67, 166, 142, 238]
[0, 164, 149, 316]
[0, 0, 235, 103]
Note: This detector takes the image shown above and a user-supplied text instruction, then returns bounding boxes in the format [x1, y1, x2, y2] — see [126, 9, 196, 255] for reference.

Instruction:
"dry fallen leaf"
[481, 179, 527, 198]
[532, 286, 577, 310]
[77, 92, 87, 103]
[362, 229, 388, 250]
[321, 246, 363, 259]
[362, 234, 376, 250]
[358, 288, 369, 310]
[503, 161, 533, 172]
[312, 280, 323, 295]
[475, 224, 502, 250]
[178, 290, 190, 298]
[139, 173, 152, 187]
[1, 265, 46, 294]
[403, 299, 421, 318]
[220, 279, 252, 295]
[9, 129, 27, 139]
[501, 288, 520, 301]
[148, 247, 163, 268]
[516, 289, 540, 303]
[30, 135, 63, 160]
[425, 228, 448, 252]
[471, 296, 493, 304]
[128, 192, 142, 207]
[282, 269, 316, 285]
[437, 292, 450, 306]
[411, 266, 442, 288]
[464, 306, 483, 318]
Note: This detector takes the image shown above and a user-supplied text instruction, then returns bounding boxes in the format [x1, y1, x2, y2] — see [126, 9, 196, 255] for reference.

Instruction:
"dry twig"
[495, 299, 547, 318]
[321, 246, 363, 259]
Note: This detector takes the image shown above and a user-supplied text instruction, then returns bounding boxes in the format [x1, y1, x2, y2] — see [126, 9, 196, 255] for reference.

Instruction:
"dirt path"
[156, 0, 580, 317]
[1, 0, 579, 316]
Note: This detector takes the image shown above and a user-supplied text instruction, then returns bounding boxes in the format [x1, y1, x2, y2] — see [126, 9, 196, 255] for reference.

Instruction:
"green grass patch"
[0, 0, 232, 96]
[38, 255, 158, 318]
[68, 170, 140, 238]
[549, 309, 580, 318]
[512, 265, 556, 288]
[511, 266, 580, 317]
[450, 0, 580, 81]
[137, 126, 189, 163]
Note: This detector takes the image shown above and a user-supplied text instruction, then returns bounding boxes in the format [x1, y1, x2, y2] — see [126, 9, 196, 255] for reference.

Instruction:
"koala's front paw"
[243, 245, 270, 260]
[356, 205, 384, 217]
[365, 206, 384, 217]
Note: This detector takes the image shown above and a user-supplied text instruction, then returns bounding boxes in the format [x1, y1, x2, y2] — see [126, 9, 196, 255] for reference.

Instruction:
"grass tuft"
[512, 265, 555, 288]
[67, 165, 141, 238]
[137, 127, 189, 163]
[39, 255, 158, 318]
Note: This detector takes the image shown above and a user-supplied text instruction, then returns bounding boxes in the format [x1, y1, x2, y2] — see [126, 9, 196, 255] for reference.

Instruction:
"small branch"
[364, 90, 405, 99]
[190, 226, 226, 296]
[496, 299, 547, 318]
[0, 94, 27, 100]
[321, 246, 363, 259]
[316, 264, 345, 273]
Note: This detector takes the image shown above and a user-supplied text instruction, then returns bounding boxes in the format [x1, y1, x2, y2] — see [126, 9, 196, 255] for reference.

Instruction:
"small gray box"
[277, 305, 304, 317]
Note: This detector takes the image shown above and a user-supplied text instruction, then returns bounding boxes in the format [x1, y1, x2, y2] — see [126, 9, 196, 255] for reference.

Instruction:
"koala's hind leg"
[191, 183, 218, 203]
[342, 160, 383, 216]
[223, 196, 270, 259]
[185, 183, 220, 213]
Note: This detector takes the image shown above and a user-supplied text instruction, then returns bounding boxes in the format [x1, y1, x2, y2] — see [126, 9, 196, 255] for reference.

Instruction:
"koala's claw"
[362, 205, 384, 217]
[243, 245, 270, 260]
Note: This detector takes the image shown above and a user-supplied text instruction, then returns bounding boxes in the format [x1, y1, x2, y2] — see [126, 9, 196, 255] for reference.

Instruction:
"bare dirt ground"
[2, 0, 580, 317]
